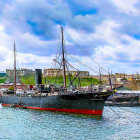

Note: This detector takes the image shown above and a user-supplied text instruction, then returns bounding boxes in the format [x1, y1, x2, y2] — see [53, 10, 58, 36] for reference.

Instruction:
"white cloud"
[92, 20, 140, 73]
[64, 19, 140, 74]
[0, 0, 140, 75]
[0, 24, 55, 71]
[0, 44, 55, 71]
[93, 20, 121, 45]
[110, 0, 139, 15]
[65, 26, 95, 47]
[0, 25, 4, 31]
[93, 20, 140, 61]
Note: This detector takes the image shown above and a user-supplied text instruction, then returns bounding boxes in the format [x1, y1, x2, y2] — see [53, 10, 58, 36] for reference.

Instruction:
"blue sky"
[0, 0, 140, 74]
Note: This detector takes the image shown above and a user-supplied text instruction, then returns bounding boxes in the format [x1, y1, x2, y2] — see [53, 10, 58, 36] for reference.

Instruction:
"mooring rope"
[116, 106, 140, 116]
[107, 106, 121, 117]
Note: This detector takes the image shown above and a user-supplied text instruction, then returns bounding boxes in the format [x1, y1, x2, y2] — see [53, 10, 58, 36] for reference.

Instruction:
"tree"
[8, 86, 14, 91]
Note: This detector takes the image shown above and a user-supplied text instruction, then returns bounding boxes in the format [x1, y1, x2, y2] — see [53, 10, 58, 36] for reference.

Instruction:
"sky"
[0, 0, 140, 75]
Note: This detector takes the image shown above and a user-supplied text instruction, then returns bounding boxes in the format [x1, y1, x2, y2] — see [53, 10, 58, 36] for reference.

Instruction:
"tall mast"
[14, 41, 16, 94]
[108, 71, 112, 90]
[61, 27, 66, 88]
[99, 67, 102, 86]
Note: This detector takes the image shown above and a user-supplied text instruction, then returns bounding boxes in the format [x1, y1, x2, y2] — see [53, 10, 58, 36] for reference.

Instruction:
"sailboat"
[0, 27, 115, 115]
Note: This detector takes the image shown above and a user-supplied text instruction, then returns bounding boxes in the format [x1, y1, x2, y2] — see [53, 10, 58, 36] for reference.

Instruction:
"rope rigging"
[67, 54, 100, 75]
[75, 45, 109, 74]
[52, 27, 114, 87]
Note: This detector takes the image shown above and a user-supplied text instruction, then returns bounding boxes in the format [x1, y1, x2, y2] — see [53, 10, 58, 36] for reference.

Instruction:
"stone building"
[115, 73, 126, 78]
[126, 79, 140, 90]
[6, 68, 35, 82]
[43, 69, 63, 77]
[6, 68, 35, 77]
[67, 71, 89, 77]
[43, 68, 89, 78]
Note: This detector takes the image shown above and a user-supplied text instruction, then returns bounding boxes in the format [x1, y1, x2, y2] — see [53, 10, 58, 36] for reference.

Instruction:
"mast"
[14, 41, 16, 95]
[61, 27, 67, 88]
[108, 71, 112, 90]
[99, 67, 102, 85]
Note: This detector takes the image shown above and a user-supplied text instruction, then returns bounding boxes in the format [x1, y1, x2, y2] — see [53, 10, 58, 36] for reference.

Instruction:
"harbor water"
[0, 104, 139, 140]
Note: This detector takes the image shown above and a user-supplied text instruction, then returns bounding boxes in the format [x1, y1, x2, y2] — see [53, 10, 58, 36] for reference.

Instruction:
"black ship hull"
[0, 92, 112, 115]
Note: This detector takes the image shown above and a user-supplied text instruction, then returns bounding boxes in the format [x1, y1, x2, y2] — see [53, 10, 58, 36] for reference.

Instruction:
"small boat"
[105, 94, 140, 107]
[105, 101, 140, 107]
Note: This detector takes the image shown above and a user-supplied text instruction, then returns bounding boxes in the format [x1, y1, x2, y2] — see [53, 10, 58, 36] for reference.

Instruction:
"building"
[126, 79, 140, 90]
[115, 73, 126, 79]
[92, 74, 123, 84]
[43, 68, 89, 78]
[43, 69, 63, 77]
[67, 71, 89, 77]
[6, 68, 35, 77]
[102, 75, 109, 81]
[6, 68, 35, 83]
[133, 73, 140, 80]
[125, 74, 133, 81]
[0, 83, 27, 90]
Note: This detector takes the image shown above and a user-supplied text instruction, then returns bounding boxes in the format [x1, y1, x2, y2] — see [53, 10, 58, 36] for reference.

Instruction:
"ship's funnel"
[35, 69, 42, 86]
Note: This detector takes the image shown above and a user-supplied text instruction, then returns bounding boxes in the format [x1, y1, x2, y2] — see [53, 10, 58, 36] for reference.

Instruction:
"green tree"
[8, 86, 14, 91]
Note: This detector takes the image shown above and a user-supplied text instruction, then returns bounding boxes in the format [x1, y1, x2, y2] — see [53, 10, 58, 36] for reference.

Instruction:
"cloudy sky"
[0, 0, 140, 75]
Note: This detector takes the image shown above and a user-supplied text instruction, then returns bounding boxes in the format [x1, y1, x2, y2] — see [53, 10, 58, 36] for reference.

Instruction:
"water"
[0, 104, 140, 140]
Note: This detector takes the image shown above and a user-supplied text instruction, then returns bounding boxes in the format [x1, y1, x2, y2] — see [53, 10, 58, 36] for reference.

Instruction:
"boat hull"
[0, 93, 110, 115]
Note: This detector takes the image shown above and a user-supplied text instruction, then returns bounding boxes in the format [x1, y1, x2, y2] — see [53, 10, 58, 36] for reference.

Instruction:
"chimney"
[35, 69, 42, 88]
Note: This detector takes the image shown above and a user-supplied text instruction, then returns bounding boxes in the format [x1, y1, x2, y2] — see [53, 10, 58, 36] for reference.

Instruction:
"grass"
[20, 73, 35, 85]
[20, 74, 101, 86]
[0, 77, 7, 83]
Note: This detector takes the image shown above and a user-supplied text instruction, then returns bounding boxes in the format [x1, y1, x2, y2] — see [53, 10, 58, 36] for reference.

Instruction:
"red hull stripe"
[2, 103, 103, 115]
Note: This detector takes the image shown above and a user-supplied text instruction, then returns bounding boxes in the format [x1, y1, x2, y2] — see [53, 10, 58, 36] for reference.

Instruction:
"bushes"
[20, 74, 35, 85]
[8, 86, 14, 91]
[0, 78, 7, 83]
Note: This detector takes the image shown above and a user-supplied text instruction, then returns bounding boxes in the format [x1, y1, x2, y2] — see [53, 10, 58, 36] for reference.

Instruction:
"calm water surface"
[0, 104, 140, 140]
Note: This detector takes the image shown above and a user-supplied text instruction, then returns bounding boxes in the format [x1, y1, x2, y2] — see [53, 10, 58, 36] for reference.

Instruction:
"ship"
[0, 27, 115, 115]
[105, 91, 140, 107]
